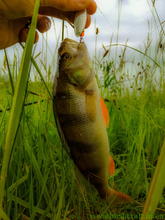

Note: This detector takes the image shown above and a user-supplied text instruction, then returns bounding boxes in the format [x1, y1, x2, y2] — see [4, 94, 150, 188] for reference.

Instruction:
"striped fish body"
[53, 38, 131, 203]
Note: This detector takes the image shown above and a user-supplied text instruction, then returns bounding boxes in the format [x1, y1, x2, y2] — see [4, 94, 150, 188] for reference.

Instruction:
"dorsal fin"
[109, 155, 115, 175]
[100, 97, 109, 127]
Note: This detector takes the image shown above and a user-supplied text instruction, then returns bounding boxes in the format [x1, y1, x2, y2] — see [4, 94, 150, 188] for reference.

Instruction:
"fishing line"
[0, 100, 44, 113]
[97, 5, 136, 63]
[97, 6, 126, 46]
[98, 3, 164, 66]
[126, 0, 165, 62]
[147, 0, 165, 37]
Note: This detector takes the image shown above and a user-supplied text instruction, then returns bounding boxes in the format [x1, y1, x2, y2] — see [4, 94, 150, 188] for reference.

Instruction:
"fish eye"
[61, 53, 70, 60]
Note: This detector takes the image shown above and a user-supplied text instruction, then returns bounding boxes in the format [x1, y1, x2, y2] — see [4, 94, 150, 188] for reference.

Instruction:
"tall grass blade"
[0, 209, 10, 220]
[24, 139, 52, 207]
[6, 193, 52, 218]
[20, 43, 52, 99]
[4, 50, 14, 95]
[31, 54, 52, 99]
[141, 137, 165, 219]
[108, 43, 165, 73]
[0, 0, 40, 212]
[7, 164, 29, 193]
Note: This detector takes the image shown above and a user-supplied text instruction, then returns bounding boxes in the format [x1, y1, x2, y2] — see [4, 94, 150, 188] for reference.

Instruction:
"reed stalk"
[0, 0, 39, 213]
[141, 137, 165, 219]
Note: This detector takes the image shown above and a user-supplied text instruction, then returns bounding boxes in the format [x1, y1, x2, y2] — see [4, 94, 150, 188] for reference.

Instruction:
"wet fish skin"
[53, 38, 131, 204]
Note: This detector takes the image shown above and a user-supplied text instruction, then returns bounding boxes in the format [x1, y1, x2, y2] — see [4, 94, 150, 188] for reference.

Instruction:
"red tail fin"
[106, 188, 131, 205]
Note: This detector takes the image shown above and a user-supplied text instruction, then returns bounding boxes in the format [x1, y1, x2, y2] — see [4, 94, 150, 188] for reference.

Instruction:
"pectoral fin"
[85, 90, 96, 122]
[100, 97, 109, 128]
[109, 155, 115, 175]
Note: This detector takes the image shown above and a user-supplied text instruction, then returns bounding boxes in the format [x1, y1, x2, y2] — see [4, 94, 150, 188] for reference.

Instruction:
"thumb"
[0, 17, 30, 49]
[40, 0, 91, 11]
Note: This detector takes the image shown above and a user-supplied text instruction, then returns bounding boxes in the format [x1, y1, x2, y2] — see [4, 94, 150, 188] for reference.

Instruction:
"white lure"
[74, 9, 87, 37]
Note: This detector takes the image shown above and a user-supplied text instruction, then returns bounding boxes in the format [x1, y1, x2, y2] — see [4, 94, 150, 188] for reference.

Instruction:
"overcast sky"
[0, 0, 164, 73]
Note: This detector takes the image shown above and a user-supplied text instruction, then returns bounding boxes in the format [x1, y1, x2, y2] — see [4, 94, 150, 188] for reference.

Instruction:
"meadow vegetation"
[0, 0, 165, 219]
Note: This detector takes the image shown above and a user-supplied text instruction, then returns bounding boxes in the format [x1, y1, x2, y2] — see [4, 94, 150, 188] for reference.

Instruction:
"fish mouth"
[58, 38, 84, 56]
[63, 38, 78, 44]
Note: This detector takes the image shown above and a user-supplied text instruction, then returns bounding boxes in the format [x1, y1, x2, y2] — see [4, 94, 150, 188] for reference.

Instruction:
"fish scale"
[53, 38, 131, 205]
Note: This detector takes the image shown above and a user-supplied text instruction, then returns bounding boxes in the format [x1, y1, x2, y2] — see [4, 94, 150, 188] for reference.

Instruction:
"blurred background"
[0, 0, 164, 81]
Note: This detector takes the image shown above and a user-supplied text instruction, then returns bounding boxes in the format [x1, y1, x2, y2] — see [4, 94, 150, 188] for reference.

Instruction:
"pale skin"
[0, 0, 97, 49]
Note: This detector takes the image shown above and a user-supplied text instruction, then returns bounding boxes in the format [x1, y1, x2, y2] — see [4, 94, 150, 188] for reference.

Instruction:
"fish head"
[58, 38, 94, 88]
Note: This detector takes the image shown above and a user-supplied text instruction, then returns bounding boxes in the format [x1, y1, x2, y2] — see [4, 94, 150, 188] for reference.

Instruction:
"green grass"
[0, 1, 165, 220]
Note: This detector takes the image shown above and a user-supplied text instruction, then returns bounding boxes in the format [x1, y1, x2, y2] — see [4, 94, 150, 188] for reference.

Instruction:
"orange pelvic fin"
[107, 188, 131, 205]
[109, 155, 115, 175]
[100, 97, 109, 128]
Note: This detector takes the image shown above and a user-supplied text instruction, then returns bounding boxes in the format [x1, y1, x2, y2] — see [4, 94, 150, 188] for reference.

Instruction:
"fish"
[53, 38, 131, 205]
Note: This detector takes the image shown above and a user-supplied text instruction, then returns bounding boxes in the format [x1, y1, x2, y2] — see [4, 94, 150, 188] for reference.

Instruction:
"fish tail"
[106, 188, 131, 205]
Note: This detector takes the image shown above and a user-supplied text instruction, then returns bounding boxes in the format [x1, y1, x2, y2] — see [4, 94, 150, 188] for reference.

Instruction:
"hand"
[0, 0, 97, 49]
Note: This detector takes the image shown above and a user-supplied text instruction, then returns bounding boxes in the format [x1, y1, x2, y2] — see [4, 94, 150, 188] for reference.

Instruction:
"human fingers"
[85, 14, 91, 28]
[86, 0, 97, 15]
[19, 28, 39, 43]
[39, 0, 96, 28]
[40, 0, 95, 12]
[39, 7, 92, 29]
[0, 0, 34, 21]
[0, 17, 31, 49]
[36, 15, 51, 33]
[19, 15, 51, 44]
[0, 14, 51, 49]
[39, 0, 96, 15]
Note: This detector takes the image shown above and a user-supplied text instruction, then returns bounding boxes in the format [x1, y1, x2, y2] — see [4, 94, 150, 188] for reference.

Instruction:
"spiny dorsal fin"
[100, 97, 109, 127]
[85, 90, 96, 122]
